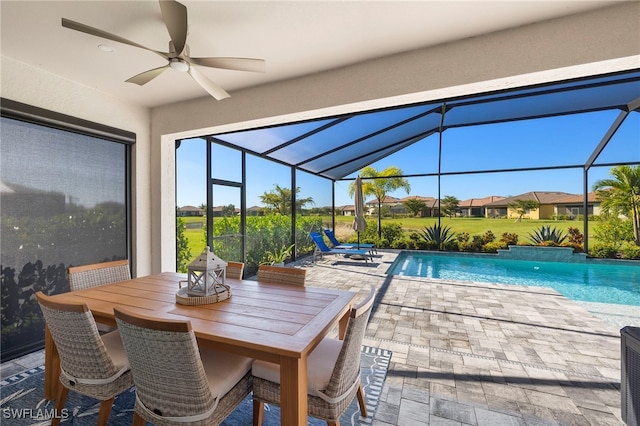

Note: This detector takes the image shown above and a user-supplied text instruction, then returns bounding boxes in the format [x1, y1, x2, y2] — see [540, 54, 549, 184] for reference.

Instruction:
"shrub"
[482, 230, 495, 244]
[390, 237, 412, 249]
[359, 222, 404, 247]
[457, 232, 470, 243]
[561, 242, 583, 252]
[458, 241, 475, 252]
[567, 227, 584, 246]
[593, 217, 633, 250]
[176, 217, 191, 273]
[482, 241, 508, 253]
[500, 232, 518, 245]
[419, 224, 456, 250]
[528, 225, 567, 245]
[620, 242, 640, 259]
[588, 243, 619, 258]
[443, 239, 460, 251]
[471, 235, 484, 251]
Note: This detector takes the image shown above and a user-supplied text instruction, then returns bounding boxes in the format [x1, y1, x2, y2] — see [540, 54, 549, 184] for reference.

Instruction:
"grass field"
[182, 217, 206, 262]
[182, 215, 595, 262]
[324, 215, 595, 243]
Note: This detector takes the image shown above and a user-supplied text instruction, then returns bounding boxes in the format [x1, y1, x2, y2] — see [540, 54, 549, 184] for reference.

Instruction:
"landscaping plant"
[528, 225, 567, 245]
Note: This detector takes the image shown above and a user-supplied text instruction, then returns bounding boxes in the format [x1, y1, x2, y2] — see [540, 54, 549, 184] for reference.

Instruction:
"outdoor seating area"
[323, 228, 377, 255]
[2, 3, 639, 426]
[3, 250, 633, 425]
[310, 231, 374, 263]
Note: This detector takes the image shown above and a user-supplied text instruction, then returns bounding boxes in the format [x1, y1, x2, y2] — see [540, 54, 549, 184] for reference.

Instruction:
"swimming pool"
[387, 251, 640, 306]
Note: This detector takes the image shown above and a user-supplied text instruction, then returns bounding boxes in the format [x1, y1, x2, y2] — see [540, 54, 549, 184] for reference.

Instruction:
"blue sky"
[176, 109, 639, 209]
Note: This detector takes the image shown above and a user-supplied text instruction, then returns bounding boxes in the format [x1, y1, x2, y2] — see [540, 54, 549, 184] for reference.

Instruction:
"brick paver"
[2, 250, 634, 426]
[295, 250, 629, 425]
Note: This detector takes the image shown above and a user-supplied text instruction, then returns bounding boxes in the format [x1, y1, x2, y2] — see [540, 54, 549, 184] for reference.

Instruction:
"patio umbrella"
[352, 176, 367, 249]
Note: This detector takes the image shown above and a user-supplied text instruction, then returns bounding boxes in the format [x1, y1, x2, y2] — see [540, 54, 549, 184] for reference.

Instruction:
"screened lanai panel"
[268, 104, 438, 165]
[206, 69, 639, 182]
[441, 111, 617, 172]
[593, 112, 640, 165]
[316, 136, 430, 179]
[444, 79, 640, 129]
[301, 112, 442, 179]
[215, 118, 336, 154]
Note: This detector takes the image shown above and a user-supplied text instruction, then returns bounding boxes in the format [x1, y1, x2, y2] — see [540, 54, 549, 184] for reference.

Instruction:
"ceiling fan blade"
[126, 65, 170, 85]
[62, 18, 168, 60]
[159, 0, 188, 56]
[188, 66, 230, 100]
[189, 57, 266, 73]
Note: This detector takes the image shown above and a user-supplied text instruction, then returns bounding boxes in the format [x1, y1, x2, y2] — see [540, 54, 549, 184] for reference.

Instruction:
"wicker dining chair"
[257, 264, 306, 286]
[68, 259, 131, 291]
[226, 261, 245, 280]
[68, 259, 131, 333]
[252, 285, 376, 426]
[113, 307, 253, 426]
[35, 292, 133, 426]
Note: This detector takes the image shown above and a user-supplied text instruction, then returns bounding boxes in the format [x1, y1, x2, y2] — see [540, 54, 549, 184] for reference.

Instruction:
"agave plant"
[419, 224, 456, 250]
[528, 225, 567, 245]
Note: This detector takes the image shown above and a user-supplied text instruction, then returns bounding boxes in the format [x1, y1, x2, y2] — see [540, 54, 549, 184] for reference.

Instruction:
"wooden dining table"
[43, 272, 357, 425]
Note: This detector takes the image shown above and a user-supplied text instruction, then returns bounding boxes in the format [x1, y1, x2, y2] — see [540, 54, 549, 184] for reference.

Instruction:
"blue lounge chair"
[309, 232, 372, 262]
[323, 228, 377, 254]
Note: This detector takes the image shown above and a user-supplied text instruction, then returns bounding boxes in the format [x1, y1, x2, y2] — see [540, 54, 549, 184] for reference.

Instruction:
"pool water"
[388, 251, 640, 306]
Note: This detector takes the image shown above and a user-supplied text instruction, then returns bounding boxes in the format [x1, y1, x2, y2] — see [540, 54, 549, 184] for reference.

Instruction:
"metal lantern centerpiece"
[176, 247, 231, 305]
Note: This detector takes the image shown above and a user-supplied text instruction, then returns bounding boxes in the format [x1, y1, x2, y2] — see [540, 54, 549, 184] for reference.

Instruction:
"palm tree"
[593, 165, 640, 245]
[349, 166, 410, 239]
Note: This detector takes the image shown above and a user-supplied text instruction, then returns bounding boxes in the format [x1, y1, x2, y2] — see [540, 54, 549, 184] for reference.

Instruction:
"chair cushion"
[252, 338, 342, 398]
[200, 347, 253, 399]
[101, 330, 130, 371]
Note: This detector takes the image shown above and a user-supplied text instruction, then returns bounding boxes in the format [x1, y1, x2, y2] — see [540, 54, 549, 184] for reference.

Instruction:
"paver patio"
[300, 250, 629, 426]
[2, 250, 635, 425]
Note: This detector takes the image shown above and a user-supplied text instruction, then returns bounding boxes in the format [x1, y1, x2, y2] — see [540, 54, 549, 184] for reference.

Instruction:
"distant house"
[338, 205, 356, 216]
[484, 191, 581, 219]
[551, 192, 601, 218]
[211, 205, 241, 217]
[362, 195, 445, 217]
[177, 205, 204, 217]
[1, 181, 65, 218]
[398, 195, 437, 217]
[365, 196, 401, 215]
[247, 206, 264, 216]
[459, 196, 506, 218]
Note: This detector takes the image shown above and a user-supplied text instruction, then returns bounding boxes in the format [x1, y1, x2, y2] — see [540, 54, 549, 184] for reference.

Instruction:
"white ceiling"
[1, 1, 621, 108]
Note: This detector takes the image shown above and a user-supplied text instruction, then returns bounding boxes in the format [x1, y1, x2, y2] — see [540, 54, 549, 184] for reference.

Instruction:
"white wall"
[0, 56, 153, 277]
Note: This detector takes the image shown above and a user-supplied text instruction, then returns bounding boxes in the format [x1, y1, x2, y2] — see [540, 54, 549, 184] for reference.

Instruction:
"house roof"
[459, 196, 506, 208]
[366, 196, 400, 205]
[485, 191, 576, 206]
[553, 192, 600, 204]
[178, 205, 202, 211]
[399, 195, 436, 203]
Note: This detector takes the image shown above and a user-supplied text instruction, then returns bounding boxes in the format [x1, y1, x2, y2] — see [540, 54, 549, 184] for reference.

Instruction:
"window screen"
[0, 108, 132, 362]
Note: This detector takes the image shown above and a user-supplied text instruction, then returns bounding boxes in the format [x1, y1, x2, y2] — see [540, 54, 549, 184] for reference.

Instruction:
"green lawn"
[323, 215, 596, 244]
[180, 214, 596, 265]
[182, 216, 206, 263]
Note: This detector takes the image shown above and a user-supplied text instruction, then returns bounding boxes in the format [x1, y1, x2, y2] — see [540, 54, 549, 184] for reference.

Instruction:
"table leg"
[44, 325, 60, 400]
[338, 310, 350, 340]
[279, 355, 307, 425]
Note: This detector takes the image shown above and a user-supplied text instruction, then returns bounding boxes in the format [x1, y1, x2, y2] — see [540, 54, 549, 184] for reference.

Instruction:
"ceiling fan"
[61, 0, 265, 100]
